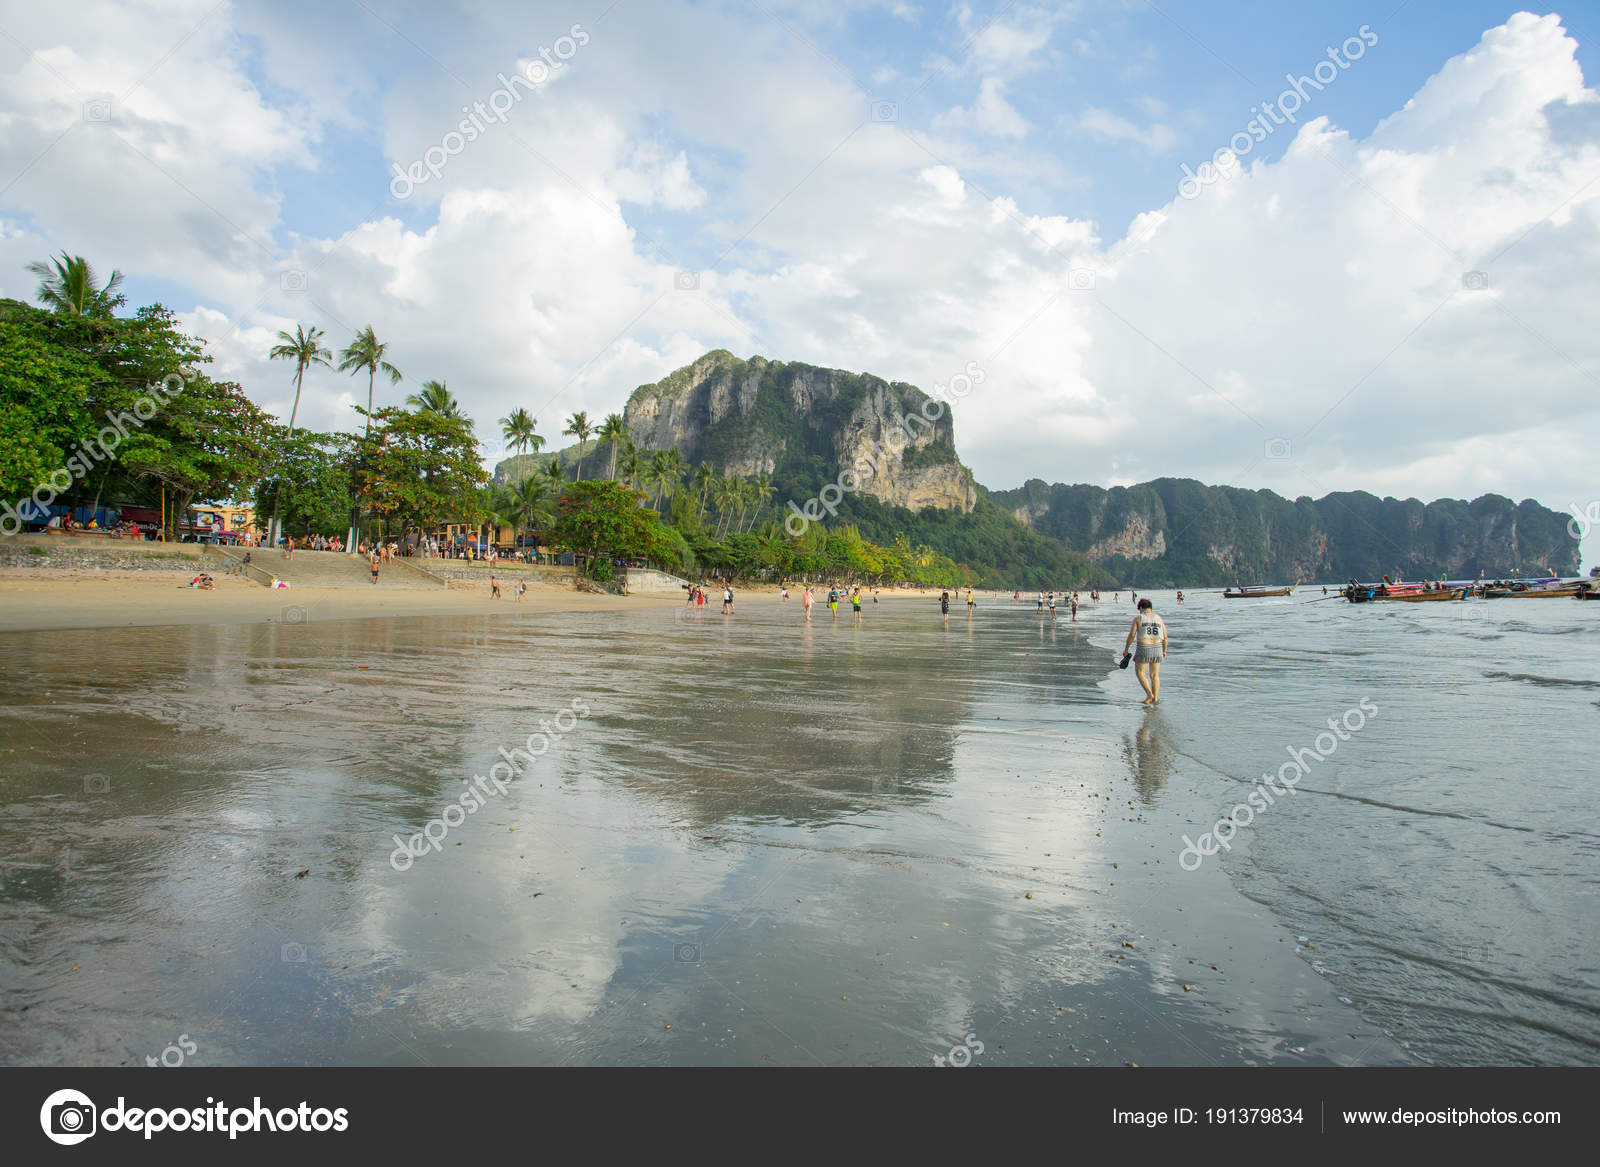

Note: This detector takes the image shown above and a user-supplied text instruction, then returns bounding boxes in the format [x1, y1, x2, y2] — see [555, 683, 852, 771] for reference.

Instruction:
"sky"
[1, 0, 1597, 566]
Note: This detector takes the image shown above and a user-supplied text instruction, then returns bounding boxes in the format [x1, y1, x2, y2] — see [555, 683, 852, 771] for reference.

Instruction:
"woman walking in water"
[1123, 597, 1168, 705]
[939, 590, 951, 624]
[802, 585, 814, 621]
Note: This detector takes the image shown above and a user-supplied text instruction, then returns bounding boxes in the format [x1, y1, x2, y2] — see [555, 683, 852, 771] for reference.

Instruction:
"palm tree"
[713, 473, 738, 538]
[563, 411, 594, 480]
[643, 449, 666, 509]
[477, 484, 512, 559]
[542, 458, 566, 491]
[597, 413, 629, 480]
[266, 324, 333, 545]
[406, 379, 462, 417]
[745, 471, 775, 534]
[617, 441, 643, 486]
[692, 462, 715, 522]
[500, 407, 535, 456]
[338, 327, 402, 436]
[338, 326, 401, 552]
[507, 476, 554, 561]
[25, 252, 124, 316]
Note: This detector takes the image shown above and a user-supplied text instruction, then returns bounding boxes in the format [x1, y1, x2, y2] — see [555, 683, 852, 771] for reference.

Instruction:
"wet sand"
[0, 596, 1402, 1067]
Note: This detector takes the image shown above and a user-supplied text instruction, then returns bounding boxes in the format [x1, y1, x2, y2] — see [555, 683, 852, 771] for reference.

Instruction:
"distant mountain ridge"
[989, 477, 1579, 586]
[491, 351, 1579, 585]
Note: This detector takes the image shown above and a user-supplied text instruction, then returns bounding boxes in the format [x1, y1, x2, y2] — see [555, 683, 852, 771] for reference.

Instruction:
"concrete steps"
[209, 547, 446, 589]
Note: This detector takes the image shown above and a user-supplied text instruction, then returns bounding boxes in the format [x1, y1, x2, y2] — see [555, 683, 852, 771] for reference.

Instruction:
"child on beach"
[370, 553, 380, 584]
[722, 585, 734, 614]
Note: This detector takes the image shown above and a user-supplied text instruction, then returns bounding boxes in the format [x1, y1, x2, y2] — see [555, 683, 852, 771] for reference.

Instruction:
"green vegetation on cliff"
[990, 477, 1580, 585]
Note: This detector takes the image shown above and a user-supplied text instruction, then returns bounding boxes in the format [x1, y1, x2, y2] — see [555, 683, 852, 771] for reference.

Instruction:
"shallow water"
[0, 590, 1593, 1065]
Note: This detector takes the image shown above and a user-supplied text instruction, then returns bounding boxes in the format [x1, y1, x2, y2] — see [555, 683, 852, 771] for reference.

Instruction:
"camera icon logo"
[1461, 270, 1489, 291]
[82, 97, 113, 125]
[84, 776, 110, 794]
[870, 99, 899, 122]
[282, 604, 307, 625]
[1068, 267, 1096, 290]
[1265, 437, 1292, 460]
[674, 270, 700, 291]
[280, 269, 309, 294]
[673, 942, 701, 963]
[40, 1089, 97, 1145]
[281, 942, 308, 963]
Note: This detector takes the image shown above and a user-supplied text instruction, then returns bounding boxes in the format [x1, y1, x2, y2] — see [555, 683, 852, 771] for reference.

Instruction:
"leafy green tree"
[551, 478, 672, 577]
[357, 405, 486, 536]
[250, 430, 354, 537]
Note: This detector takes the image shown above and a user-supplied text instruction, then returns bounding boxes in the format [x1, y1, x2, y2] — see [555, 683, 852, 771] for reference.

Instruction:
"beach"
[1, 584, 1594, 1067]
[0, 569, 678, 633]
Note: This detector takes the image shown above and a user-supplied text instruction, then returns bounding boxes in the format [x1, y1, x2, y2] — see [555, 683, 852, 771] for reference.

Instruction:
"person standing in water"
[939, 590, 951, 623]
[1123, 597, 1168, 706]
[1070, 593, 1079, 621]
[966, 589, 975, 616]
[827, 586, 839, 621]
[852, 587, 863, 623]
[723, 584, 734, 614]
[802, 585, 814, 621]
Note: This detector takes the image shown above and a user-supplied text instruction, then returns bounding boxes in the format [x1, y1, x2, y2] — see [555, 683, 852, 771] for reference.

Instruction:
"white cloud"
[1077, 106, 1177, 153]
[936, 77, 1029, 137]
[1, 4, 1596, 566]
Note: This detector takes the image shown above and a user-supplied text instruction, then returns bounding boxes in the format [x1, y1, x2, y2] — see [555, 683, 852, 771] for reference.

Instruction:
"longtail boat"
[1482, 580, 1593, 599]
[1223, 578, 1298, 598]
[1342, 577, 1467, 602]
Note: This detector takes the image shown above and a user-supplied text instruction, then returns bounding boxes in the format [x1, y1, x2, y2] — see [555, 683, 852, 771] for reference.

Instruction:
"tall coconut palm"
[618, 444, 644, 491]
[713, 473, 738, 538]
[338, 327, 402, 436]
[563, 411, 594, 480]
[338, 326, 401, 552]
[266, 324, 333, 545]
[745, 470, 775, 534]
[597, 413, 629, 480]
[500, 407, 535, 455]
[691, 462, 715, 522]
[406, 379, 462, 417]
[647, 449, 677, 511]
[25, 252, 125, 316]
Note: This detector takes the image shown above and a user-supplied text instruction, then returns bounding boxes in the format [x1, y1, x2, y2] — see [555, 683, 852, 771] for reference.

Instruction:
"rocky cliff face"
[623, 351, 977, 513]
[988, 478, 1580, 584]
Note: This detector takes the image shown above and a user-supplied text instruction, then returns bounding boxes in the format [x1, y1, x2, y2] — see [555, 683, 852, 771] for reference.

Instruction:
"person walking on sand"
[781, 586, 789, 601]
[1123, 597, 1168, 706]
[370, 551, 381, 585]
[491, 574, 500, 599]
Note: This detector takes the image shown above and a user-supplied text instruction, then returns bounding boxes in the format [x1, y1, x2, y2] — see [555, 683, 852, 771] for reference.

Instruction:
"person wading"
[1123, 597, 1168, 706]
